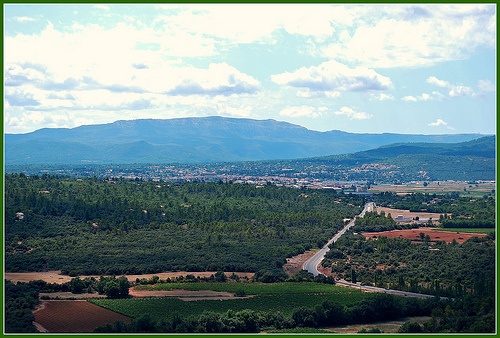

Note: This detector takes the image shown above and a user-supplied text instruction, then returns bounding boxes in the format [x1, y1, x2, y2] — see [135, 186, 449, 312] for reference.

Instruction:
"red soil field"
[33, 300, 132, 333]
[362, 228, 487, 244]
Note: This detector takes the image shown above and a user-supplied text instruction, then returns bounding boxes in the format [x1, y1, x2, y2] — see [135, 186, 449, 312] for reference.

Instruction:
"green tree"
[104, 279, 120, 299]
[69, 277, 85, 294]
[117, 276, 130, 296]
[398, 322, 423, 333]
[214, 271, 226, 283]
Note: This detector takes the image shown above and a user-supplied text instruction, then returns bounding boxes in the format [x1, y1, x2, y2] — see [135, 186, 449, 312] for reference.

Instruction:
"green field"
[90, 283, 373, 322]
[135, 281, 348, 295]
[437, 228, 495, 234]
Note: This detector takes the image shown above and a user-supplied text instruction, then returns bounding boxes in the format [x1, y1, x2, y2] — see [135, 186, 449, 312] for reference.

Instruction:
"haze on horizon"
[4, 3, 496, 135]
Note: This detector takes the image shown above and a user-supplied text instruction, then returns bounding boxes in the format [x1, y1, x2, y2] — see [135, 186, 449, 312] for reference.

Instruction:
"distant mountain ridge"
[5, 117, 491, 164]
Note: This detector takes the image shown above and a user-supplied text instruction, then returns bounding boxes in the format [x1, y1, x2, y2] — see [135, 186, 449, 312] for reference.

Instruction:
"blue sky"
[4, 4, 496, 135]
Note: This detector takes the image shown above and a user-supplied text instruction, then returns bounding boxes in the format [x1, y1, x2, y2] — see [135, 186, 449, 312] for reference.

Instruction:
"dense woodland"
[5, 174, 363, 275]
[322, 231, 495, 299]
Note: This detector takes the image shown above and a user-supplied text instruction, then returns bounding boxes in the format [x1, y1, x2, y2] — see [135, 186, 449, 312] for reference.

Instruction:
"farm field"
[369, 182, 495, 197]
[362, 228, 488, 244]
[375, 206, 442, 221]
[134, 281, 347, 295]
[4, 270, 254, 285]
[33, 300, 132, 333]
[90, 289, 373, 323]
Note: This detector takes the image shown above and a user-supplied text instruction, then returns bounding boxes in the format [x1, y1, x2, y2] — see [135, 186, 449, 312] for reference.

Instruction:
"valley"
[4, 119, 496, 334]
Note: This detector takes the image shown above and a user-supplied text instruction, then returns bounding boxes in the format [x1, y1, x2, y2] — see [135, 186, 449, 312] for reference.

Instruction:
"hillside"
[5, 117, 489, 164]
[294, 136, 496, 181]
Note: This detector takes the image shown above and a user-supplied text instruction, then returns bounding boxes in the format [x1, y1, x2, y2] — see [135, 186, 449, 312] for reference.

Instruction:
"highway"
[302, 201, 452, 300]
[303, 202, 374, 276]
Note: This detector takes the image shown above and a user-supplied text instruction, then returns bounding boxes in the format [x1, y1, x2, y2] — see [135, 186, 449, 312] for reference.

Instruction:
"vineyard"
[134, 281, 350, 295]
[89, 293, 374, 322]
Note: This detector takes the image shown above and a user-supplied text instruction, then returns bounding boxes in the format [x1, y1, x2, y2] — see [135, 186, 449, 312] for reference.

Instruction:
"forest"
[5, 173, 364, 275]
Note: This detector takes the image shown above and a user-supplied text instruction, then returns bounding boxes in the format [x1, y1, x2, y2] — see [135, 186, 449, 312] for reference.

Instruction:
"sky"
[4, 3, 497, 135]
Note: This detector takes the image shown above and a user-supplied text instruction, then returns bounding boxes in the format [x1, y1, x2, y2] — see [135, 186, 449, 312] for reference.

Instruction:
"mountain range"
[5, 117, 492, 164]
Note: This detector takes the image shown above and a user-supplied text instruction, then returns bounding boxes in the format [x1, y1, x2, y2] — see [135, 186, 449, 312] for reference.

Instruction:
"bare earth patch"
[33, 300, 132, 333]
[282, 250, 317, 277]
[5, 270, 254, 284]
[376, 206, 442, 221]
[128, 288, 253, 301]
[363, 228, 487, 244]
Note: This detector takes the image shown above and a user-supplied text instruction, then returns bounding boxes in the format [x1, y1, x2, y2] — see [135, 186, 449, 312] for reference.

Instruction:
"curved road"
[303, 202, 451, 300]
[303, 202, 374, 276]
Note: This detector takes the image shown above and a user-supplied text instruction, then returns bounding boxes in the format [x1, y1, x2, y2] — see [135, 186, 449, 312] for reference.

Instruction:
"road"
[303, 202, 374, 276]
[302, 201, 452, 300]
[334, 280, 451, 299]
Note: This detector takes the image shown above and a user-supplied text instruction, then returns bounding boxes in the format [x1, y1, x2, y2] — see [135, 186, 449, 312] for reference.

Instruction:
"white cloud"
[428, 119, 447, 127]
[370, 93, 394, 101]
[426, 76, 450, 88]
[279, 106, 327, 118]
[333, 106, 372, 120]
[323, 4, 496, 68]
[271, 60, 392, 95]
[478, 79, 495, 92]
[13, 16, 36, 23]
[6, 111, 95, 133]
[296, 90, 341, 99]
[402, 93, 431, 102]
[166, 63, 261, 96]
[428, 118, 455, 130]
[419, 93, 431, 101]
[448, 85, 473, 97]
[427, 76, 474, 97]
[432, 91, 448, 101]
[402, 95, 417, 102]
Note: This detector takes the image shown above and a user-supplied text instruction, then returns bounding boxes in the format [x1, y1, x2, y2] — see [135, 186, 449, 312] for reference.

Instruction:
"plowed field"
[33, 300, 131, 333]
